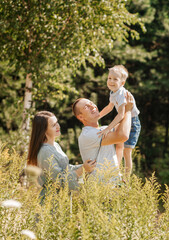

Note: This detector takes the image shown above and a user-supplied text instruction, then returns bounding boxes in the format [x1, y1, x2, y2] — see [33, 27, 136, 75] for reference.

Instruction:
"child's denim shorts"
[124, 116, 141, 149]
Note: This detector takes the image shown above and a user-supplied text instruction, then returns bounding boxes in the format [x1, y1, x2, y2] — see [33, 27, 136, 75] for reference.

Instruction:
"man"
[72, 93, 133, 181]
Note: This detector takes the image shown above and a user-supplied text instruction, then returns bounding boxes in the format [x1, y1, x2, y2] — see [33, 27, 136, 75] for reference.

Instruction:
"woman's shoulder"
[39, 143, 54, 152]
[38, 143, 55, 159]
[38, 142, 64, 158]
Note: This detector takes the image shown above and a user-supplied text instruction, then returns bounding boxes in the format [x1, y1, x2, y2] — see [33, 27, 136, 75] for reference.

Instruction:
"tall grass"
[0, 143, 169, 239]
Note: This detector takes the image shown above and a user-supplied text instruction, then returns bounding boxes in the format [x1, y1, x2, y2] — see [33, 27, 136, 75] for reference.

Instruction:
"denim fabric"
[124, 116, 141, 149]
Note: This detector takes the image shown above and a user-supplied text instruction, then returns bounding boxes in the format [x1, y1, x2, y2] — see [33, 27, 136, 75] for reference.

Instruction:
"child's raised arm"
[98, 103, 126, 138]
[99, 102, 114, 119]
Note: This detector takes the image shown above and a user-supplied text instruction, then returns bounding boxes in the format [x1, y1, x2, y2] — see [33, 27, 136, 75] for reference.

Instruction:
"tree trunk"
[22, 73, 32, 131]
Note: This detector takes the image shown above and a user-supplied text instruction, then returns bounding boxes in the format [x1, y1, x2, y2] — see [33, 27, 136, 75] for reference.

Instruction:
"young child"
[99, 65, 141, 175]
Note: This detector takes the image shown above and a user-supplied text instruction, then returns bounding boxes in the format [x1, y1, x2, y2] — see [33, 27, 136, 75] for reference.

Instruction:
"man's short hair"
[72, 98, 83, 117]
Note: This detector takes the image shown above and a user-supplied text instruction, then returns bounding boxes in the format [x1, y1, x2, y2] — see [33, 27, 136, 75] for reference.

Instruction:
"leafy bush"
[0, 144, 169, 239]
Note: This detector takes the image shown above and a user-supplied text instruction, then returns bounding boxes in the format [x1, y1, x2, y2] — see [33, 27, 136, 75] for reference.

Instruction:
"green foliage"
[0, 0, 142, 79]
[0, 62, 24, 132]
[0, 0, 144, 145]
[0, 144, 169, 239]
[153, 154, 169, 185]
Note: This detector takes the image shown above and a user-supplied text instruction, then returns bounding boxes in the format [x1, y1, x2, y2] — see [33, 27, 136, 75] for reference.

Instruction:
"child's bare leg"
[116, 142, 124, 167]
[123, 147, 133, 176]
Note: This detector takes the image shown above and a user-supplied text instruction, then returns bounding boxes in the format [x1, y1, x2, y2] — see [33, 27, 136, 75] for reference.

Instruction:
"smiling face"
[75, 98, 100, 126]
[107, 70, 125, 93]
[45, 116, 61, 141]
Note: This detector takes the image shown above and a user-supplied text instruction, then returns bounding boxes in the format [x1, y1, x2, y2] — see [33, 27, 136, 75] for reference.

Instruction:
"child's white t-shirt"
[109, 86, 140, 117]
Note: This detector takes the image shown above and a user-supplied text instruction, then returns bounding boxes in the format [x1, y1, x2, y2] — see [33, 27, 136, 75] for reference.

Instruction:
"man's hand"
[83, 159, 96, 173]
[97, 127, 110, 138]
[125, 91, 134, 112]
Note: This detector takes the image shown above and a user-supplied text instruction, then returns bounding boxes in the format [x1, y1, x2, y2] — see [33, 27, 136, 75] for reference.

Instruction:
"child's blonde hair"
[109, 65, 128, 82]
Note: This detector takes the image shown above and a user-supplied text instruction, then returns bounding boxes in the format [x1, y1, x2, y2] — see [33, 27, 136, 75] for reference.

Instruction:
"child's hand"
[97, 127, 110, 138]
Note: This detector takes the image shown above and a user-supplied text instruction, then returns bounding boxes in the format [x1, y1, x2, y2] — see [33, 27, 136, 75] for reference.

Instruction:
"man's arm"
[101, 94, 133, 146]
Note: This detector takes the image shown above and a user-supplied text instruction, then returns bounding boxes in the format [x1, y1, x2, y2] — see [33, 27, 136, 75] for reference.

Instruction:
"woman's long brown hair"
[27, 111, 54, 166]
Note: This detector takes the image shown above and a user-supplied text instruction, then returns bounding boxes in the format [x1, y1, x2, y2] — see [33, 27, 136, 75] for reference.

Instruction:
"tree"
[0, 0, 142, 131]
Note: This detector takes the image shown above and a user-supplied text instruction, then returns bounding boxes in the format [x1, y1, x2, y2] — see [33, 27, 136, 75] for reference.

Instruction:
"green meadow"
[0, 145, 169, 240]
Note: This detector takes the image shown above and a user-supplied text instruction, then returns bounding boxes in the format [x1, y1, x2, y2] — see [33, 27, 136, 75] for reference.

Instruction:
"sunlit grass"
[0, 143, 169, 239]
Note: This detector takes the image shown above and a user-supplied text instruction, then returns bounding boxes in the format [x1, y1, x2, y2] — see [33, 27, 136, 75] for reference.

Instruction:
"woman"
[27, 111, 96, 194]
